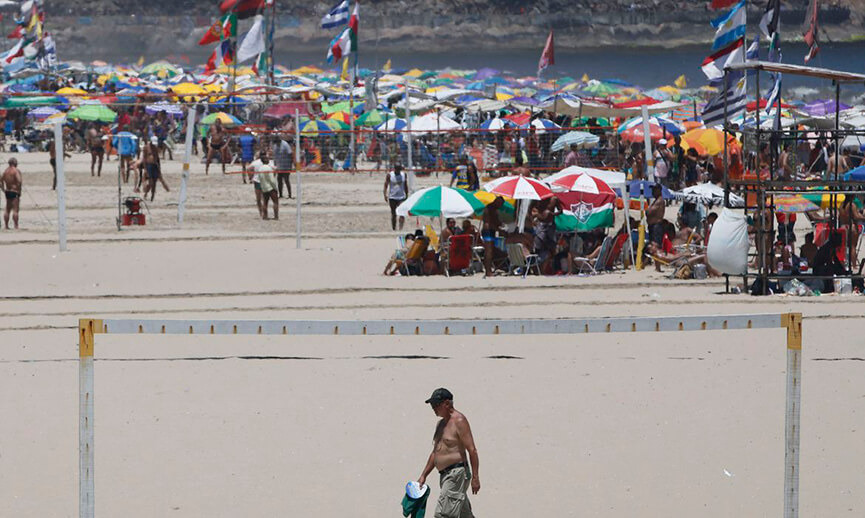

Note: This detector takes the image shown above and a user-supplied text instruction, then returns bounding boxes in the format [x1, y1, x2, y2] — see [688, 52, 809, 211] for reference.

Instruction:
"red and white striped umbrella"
[549, 172, 616, 196]
[482, 175, 553, 200]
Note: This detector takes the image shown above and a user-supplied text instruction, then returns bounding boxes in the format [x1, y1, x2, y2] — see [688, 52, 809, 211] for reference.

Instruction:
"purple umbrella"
[802, 100, 851, 116]
[508, 96, 539, 106]
[145, 102, 185, 117]
[472, 67, 500, 81]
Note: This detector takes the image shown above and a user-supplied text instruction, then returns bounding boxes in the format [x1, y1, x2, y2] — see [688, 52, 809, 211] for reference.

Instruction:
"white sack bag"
[707, 208, 749, 275]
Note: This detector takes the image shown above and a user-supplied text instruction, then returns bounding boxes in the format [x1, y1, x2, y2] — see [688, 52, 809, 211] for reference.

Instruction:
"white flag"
[237, 15, 265, 64]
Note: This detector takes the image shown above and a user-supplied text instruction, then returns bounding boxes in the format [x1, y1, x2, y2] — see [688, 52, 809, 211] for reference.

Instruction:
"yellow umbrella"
[657, 85, 681, 95]
[56, 87, 87, 96]
[172, 83, 207, 96]
[211, 65, 256, 76]
[404, 68, 424, 78]
[495, 92, 514, 101]
[678, 128, 741, 156]
[291, 65, 323, 75]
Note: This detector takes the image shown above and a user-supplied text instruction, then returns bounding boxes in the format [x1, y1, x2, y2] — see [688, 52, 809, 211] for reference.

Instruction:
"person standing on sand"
[1, 157, 22, 229]
[48, 137, 71, 191]
[87, 123, 104, 177]
[418, 388, 480, 518]
[142, 136, 163, 202]
[384, 164, 408, 231]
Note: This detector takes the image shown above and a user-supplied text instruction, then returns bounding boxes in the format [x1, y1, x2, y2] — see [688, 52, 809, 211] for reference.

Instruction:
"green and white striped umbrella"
[396, 186, 485, 218]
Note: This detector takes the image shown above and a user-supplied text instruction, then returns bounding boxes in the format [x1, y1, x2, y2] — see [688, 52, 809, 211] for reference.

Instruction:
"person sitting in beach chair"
[384, 234, 416, 275]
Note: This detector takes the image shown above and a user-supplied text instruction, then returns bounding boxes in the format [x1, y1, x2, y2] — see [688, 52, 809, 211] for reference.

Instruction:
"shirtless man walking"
[142, 136, 162, 202]
[418, 388, 480, 518]
[87, 124, 104, 177]
[1, 158, 22, 229]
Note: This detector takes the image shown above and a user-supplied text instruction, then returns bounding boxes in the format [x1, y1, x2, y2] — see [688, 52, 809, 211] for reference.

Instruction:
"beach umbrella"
[396, 186, 485, 218]
[674, 182, 744, 207]
[526, 118, 561, 134]
[546, 166, 626, 189]
[56, 87, 87, 96]
[323, 118, 350, 131]
[772, 195, 820, 213]
[298, 119, 333, 136]
[842, 166, 865, 182]
[619, 116, 682, 139]
[550, 131, 600, 152]
[801, 191, 861, 209]
[479, 117, 514, 131]
[140, 61, 180, 77]
[581, 81, 621, 97]
[548, 171, 619, 196]
[67, 104, 117, 123]
[145, 102, 184, 117]
[326, 111, 353, 125]
[376, 118, 407, 131]
[200, 112, 242, 127]
[27, 106, 60, 120]
[356, 109, 387, 127]
[411, 112, 461, 133]
[676, 128, 741, 156]
[801, 99, 852, 116]
[483, 175, 553, 201]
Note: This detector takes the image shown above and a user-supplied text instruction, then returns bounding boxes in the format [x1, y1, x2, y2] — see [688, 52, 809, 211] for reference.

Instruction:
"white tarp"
[542, 97, 687, 119]
[707, 208, 749, 275]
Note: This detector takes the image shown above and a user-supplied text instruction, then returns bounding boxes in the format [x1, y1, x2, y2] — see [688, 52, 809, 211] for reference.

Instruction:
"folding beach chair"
[573, 236, 612, 275]
[603, 234, 630, 271]
[401, 238, 429, 276]
[441, 234, 473, 277]
[506, 243, 540, 278]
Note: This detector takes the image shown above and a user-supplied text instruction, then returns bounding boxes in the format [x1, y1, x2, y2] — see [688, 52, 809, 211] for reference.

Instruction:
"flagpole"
[269, 0, 276, 86]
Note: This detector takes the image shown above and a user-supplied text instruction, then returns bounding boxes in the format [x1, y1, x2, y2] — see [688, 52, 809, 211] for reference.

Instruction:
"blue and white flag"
[711, 0, 747, 50]
[321, 0, 349, 29]
[702, 75, 747, 127]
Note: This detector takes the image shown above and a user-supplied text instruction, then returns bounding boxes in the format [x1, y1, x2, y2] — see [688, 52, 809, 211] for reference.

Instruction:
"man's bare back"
[1, 165, 21, 193]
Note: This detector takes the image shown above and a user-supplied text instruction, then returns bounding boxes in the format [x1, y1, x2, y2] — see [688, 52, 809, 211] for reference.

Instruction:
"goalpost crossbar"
[77, 313, 802, 518]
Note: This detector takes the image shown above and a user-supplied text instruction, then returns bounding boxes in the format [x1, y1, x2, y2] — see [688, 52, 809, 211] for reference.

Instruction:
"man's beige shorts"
[435, 466, 474, 518]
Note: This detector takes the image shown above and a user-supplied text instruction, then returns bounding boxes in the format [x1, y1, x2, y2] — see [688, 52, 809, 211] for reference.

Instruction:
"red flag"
[219, 0, 265, 19]
[537, 30, 554, 77]
[7, 25, 22, 39]
[710, 0, 739, 9]
[199, 17, 231, 45]
[803, 0, 819, 63]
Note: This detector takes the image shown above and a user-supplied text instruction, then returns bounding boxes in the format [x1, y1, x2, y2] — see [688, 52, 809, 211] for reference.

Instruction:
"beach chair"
[574, 236, 612, 275]
[424, 225, 440, 252]
[506, 243, 540, 278]
[401, 238, 429, 276]
[441, 234, 474, 277]
[603, 234, 630, 271]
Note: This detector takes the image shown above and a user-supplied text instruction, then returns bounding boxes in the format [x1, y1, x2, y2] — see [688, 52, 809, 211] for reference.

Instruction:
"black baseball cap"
[425, 388, 453, 405]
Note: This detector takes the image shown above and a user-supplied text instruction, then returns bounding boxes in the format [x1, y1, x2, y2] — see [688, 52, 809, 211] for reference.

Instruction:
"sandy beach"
[1, 151, 863, 517]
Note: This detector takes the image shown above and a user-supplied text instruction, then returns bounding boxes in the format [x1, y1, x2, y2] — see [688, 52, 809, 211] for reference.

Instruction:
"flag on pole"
[219, 0, 265, 20]
[759, 0, 780, 40]
[702, 74, 747, 127]
[321, 0, 349, 29]
[803, 0, 819, 63]
[237, 14, 265, 63]
[702, 38, 744, 81]
[326, 2, 358, 63]
[199, 13, 237, 45]
[251, 51, 267, 75]
[206, 39, 234, 72]
[537, 29, 554, 77]
[711, 1, 747, 50]
[340, 55, 350, 81]
[2, 37, 23, 65]
[710, 0, 739, 9]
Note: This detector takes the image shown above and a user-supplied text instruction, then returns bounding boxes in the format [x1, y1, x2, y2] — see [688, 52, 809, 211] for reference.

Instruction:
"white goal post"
[78, 313, 803, 518]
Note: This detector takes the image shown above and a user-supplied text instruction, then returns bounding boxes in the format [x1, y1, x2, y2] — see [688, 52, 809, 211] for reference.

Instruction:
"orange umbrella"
[671, 128, 740, 156]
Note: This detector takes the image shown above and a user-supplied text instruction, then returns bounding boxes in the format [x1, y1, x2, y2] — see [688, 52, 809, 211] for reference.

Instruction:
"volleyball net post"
[77, 313, 803, 518]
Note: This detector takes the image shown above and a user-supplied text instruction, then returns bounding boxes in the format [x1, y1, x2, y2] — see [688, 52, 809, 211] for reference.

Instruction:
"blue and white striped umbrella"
[27, 106, 60, 119]
[618, 115, 682, 136]
[525, 118, 562, 133]
[550, 131, 600, 152]
[375, 118, 407, 131]
[480, 117, 514, 130]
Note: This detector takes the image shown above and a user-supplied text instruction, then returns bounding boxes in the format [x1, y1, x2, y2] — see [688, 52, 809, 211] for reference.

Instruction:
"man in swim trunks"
[205, 118, 230, 175]
[418, 388, 480, 518]
[142, 136, 162, 202]
[87, 123, 104, 177]
[1, 157, 22, 229]
[482, 196, 505, 277]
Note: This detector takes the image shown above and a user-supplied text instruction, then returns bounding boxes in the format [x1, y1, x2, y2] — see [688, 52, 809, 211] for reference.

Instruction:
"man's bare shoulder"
[451, 410, 468, 424]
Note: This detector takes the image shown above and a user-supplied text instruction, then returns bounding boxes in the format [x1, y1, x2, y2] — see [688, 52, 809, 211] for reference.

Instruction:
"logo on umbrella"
[572, 202, 594, 224]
